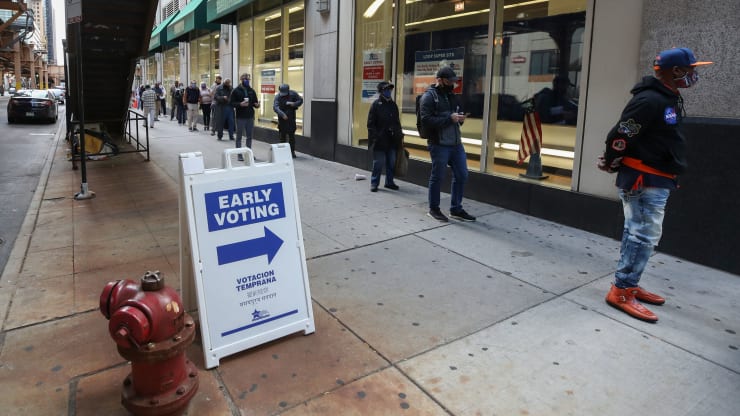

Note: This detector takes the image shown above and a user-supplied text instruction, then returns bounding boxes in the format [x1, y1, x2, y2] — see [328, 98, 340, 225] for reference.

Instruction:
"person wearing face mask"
[598, 47, 713, 323]
[419, 66, 476, 222]
[230, 73, 260, 161]
[184, 80, 201, 131]
[366, 81, 402, 192]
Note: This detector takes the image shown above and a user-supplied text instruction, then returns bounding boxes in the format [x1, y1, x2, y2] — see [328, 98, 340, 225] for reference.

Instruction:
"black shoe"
[292, 153, 297, 159]
[211, 131, 216, 136]
[238, 155, 244, 161]
[189, 128, 193, 131]
[370, 186, 378, 192]
[229, 137, 235, 141]
[450, 209, 476, 222]
[427, 208, 448, 222]
[217, 136, 222, 140]
[384, 183, 399, 190]
[192, 127, 198, 131]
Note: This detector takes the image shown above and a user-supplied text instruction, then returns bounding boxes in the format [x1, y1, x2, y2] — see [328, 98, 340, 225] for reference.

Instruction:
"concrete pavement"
[0, 115, 738, 415]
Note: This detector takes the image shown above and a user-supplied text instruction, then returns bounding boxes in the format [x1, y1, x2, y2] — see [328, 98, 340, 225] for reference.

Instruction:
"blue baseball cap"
[653, 47, 713, 70]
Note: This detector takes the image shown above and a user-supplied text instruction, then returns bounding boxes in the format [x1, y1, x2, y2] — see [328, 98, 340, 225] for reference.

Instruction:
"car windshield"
[15, 90, 50, 99]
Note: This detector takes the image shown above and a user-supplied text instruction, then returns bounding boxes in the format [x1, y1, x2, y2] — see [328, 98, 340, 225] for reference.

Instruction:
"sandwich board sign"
[179, 145, 315, 369]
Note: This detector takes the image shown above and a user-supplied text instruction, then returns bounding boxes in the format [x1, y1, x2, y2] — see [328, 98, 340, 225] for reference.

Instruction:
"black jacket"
[419, 85, 462, 146]
[604, 76, 687, 175]
[367, 96, 402, 151]
[230, 84, 259, 119]
[273, 91, 303, 133]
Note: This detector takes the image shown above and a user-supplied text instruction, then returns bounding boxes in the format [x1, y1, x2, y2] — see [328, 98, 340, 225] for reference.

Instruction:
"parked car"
[7, 89, 58, 124]
[8, 86, 16, 95]
[50, 88, 65, 104]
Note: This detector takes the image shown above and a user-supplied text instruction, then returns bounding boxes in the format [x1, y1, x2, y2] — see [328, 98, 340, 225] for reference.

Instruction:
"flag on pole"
[517, 107, 542, 164]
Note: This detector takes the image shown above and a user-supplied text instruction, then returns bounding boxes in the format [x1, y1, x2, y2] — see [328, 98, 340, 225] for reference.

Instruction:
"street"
[0, 94, 63, 275]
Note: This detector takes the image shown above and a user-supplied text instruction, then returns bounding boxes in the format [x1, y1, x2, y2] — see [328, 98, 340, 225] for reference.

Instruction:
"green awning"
[207, 0, 255, 23]
[149, 11, 181, 52]
[167, 0, 220, 42]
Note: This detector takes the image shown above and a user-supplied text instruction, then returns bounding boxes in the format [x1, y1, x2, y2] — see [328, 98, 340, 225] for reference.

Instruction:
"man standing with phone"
[419, 66, 475, 222]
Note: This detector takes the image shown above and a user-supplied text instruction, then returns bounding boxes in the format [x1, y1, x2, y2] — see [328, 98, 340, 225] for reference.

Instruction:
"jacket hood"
[630, 76, 677, 97]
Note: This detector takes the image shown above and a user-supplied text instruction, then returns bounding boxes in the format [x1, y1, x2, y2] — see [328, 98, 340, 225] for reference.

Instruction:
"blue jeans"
[371, 148, 397, 187]
[236, 117, 254, 149]
[615, 187, 670, 288]
[428, 143, 468, 211]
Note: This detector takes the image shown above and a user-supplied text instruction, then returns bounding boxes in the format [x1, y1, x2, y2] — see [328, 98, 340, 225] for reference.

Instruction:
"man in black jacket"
[419, 66, 475, 222]
[367, 81, 402, 192]
[273, 84, 303, 158]
[598, 47, 712, 322]
[230, 73, 260, 161]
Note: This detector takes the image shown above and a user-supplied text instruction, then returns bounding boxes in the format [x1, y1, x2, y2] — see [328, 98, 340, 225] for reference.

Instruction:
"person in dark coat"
[273, 84, 303, 158]
[366, 81, 402, 192]
[598, 47, 713, 323]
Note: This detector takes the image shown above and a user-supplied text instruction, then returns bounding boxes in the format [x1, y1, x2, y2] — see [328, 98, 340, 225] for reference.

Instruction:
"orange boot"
[632, 286, 665, 305]
[605, 284, 658, 322]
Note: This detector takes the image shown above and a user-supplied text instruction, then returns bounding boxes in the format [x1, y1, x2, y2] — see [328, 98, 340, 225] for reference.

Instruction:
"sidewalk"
[0, 117, 738, 416]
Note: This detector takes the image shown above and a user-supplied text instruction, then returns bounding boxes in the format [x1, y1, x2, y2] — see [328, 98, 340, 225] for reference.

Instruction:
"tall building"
[44, 0, 55, 64]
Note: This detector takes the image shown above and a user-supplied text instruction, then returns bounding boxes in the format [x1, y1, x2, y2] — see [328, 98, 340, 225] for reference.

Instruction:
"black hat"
[377, 81, 394, 91]
[278, 84, 290, 96]
[435, 66, 458, 81]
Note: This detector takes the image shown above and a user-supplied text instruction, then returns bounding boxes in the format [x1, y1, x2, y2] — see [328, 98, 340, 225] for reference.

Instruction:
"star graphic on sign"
[252, 309, 261, 320]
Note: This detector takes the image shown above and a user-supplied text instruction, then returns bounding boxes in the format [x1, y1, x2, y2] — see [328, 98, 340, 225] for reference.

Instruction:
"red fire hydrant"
[100, 271, 199, 416]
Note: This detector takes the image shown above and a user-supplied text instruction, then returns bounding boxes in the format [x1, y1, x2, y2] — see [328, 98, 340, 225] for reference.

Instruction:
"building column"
[14, 42, 22, 89]
[27, 45, 36, 88]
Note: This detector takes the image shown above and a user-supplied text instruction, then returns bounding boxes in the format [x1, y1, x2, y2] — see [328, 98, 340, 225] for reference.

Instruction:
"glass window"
[163, 46, 180, 105]
[485, 1, 586, 188]
[190, 33, 215, 87]
[239, 1, 304, 134]
[146, 56, 156, 85]
[351, 0, 395, 148]
[396, 0, 490, 170]
[254, 9, 282, 129]
[285, 3, 304, 133]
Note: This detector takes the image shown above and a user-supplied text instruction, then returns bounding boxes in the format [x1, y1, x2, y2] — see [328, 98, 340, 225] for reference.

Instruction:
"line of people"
[137, 74, 303, 159]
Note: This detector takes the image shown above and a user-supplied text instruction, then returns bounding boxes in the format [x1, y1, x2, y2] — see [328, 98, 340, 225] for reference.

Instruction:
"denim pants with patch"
[615, 187, 670, 288]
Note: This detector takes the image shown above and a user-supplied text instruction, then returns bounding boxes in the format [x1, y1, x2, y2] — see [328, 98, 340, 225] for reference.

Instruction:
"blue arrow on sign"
[216, 227, 284, 265]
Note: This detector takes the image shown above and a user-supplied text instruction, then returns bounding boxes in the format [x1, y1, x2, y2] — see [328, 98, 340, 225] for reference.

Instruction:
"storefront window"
[486, 1, 586, 188]
[146, 56, 156, 85]
[190, 33, 215, 87]
[351, 0, 395, 147]
[396, 0, 490, 169]
[238, 1, 304, 134]
[350, 0, 587, 189]
[163, 46, 180, 92]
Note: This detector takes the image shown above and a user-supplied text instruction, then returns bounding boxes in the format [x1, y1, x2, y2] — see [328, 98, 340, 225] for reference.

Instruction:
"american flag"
[517, 107, 542, 164]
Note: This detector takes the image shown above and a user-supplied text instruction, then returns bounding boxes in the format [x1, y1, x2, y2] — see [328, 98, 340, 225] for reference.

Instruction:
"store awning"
[149, 11, 181, 52]
[206, 0, 255, 24]
[167, 0, 220, 42]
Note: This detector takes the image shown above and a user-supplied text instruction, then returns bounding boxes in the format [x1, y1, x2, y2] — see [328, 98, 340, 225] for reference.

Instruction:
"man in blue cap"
[598, 47, 713, 322]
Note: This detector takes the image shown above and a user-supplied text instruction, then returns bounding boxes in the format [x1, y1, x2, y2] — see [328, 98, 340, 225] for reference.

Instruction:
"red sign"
[363, 65, 384, 81]
[261, 85, 275, 94]
[512, 56, 527, 64]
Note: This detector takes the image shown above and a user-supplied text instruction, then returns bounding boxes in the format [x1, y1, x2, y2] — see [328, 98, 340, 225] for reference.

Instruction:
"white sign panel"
[180, 146, 315, 369]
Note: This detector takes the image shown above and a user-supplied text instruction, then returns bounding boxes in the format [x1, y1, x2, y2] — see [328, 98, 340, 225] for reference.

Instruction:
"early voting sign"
[179, 145, 315, 369]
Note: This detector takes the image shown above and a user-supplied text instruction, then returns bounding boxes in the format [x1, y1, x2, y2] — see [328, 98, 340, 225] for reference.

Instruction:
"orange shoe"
[605, 284, 658, 322]
[632, 286, 665, 305]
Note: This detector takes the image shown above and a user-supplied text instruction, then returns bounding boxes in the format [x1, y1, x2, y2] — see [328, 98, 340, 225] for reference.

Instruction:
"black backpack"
[174, 88, 183, 101]
[415, 88, 438, 139]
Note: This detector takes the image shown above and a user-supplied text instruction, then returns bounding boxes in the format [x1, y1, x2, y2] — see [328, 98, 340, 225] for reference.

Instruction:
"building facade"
[142, 0, 740, 274]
